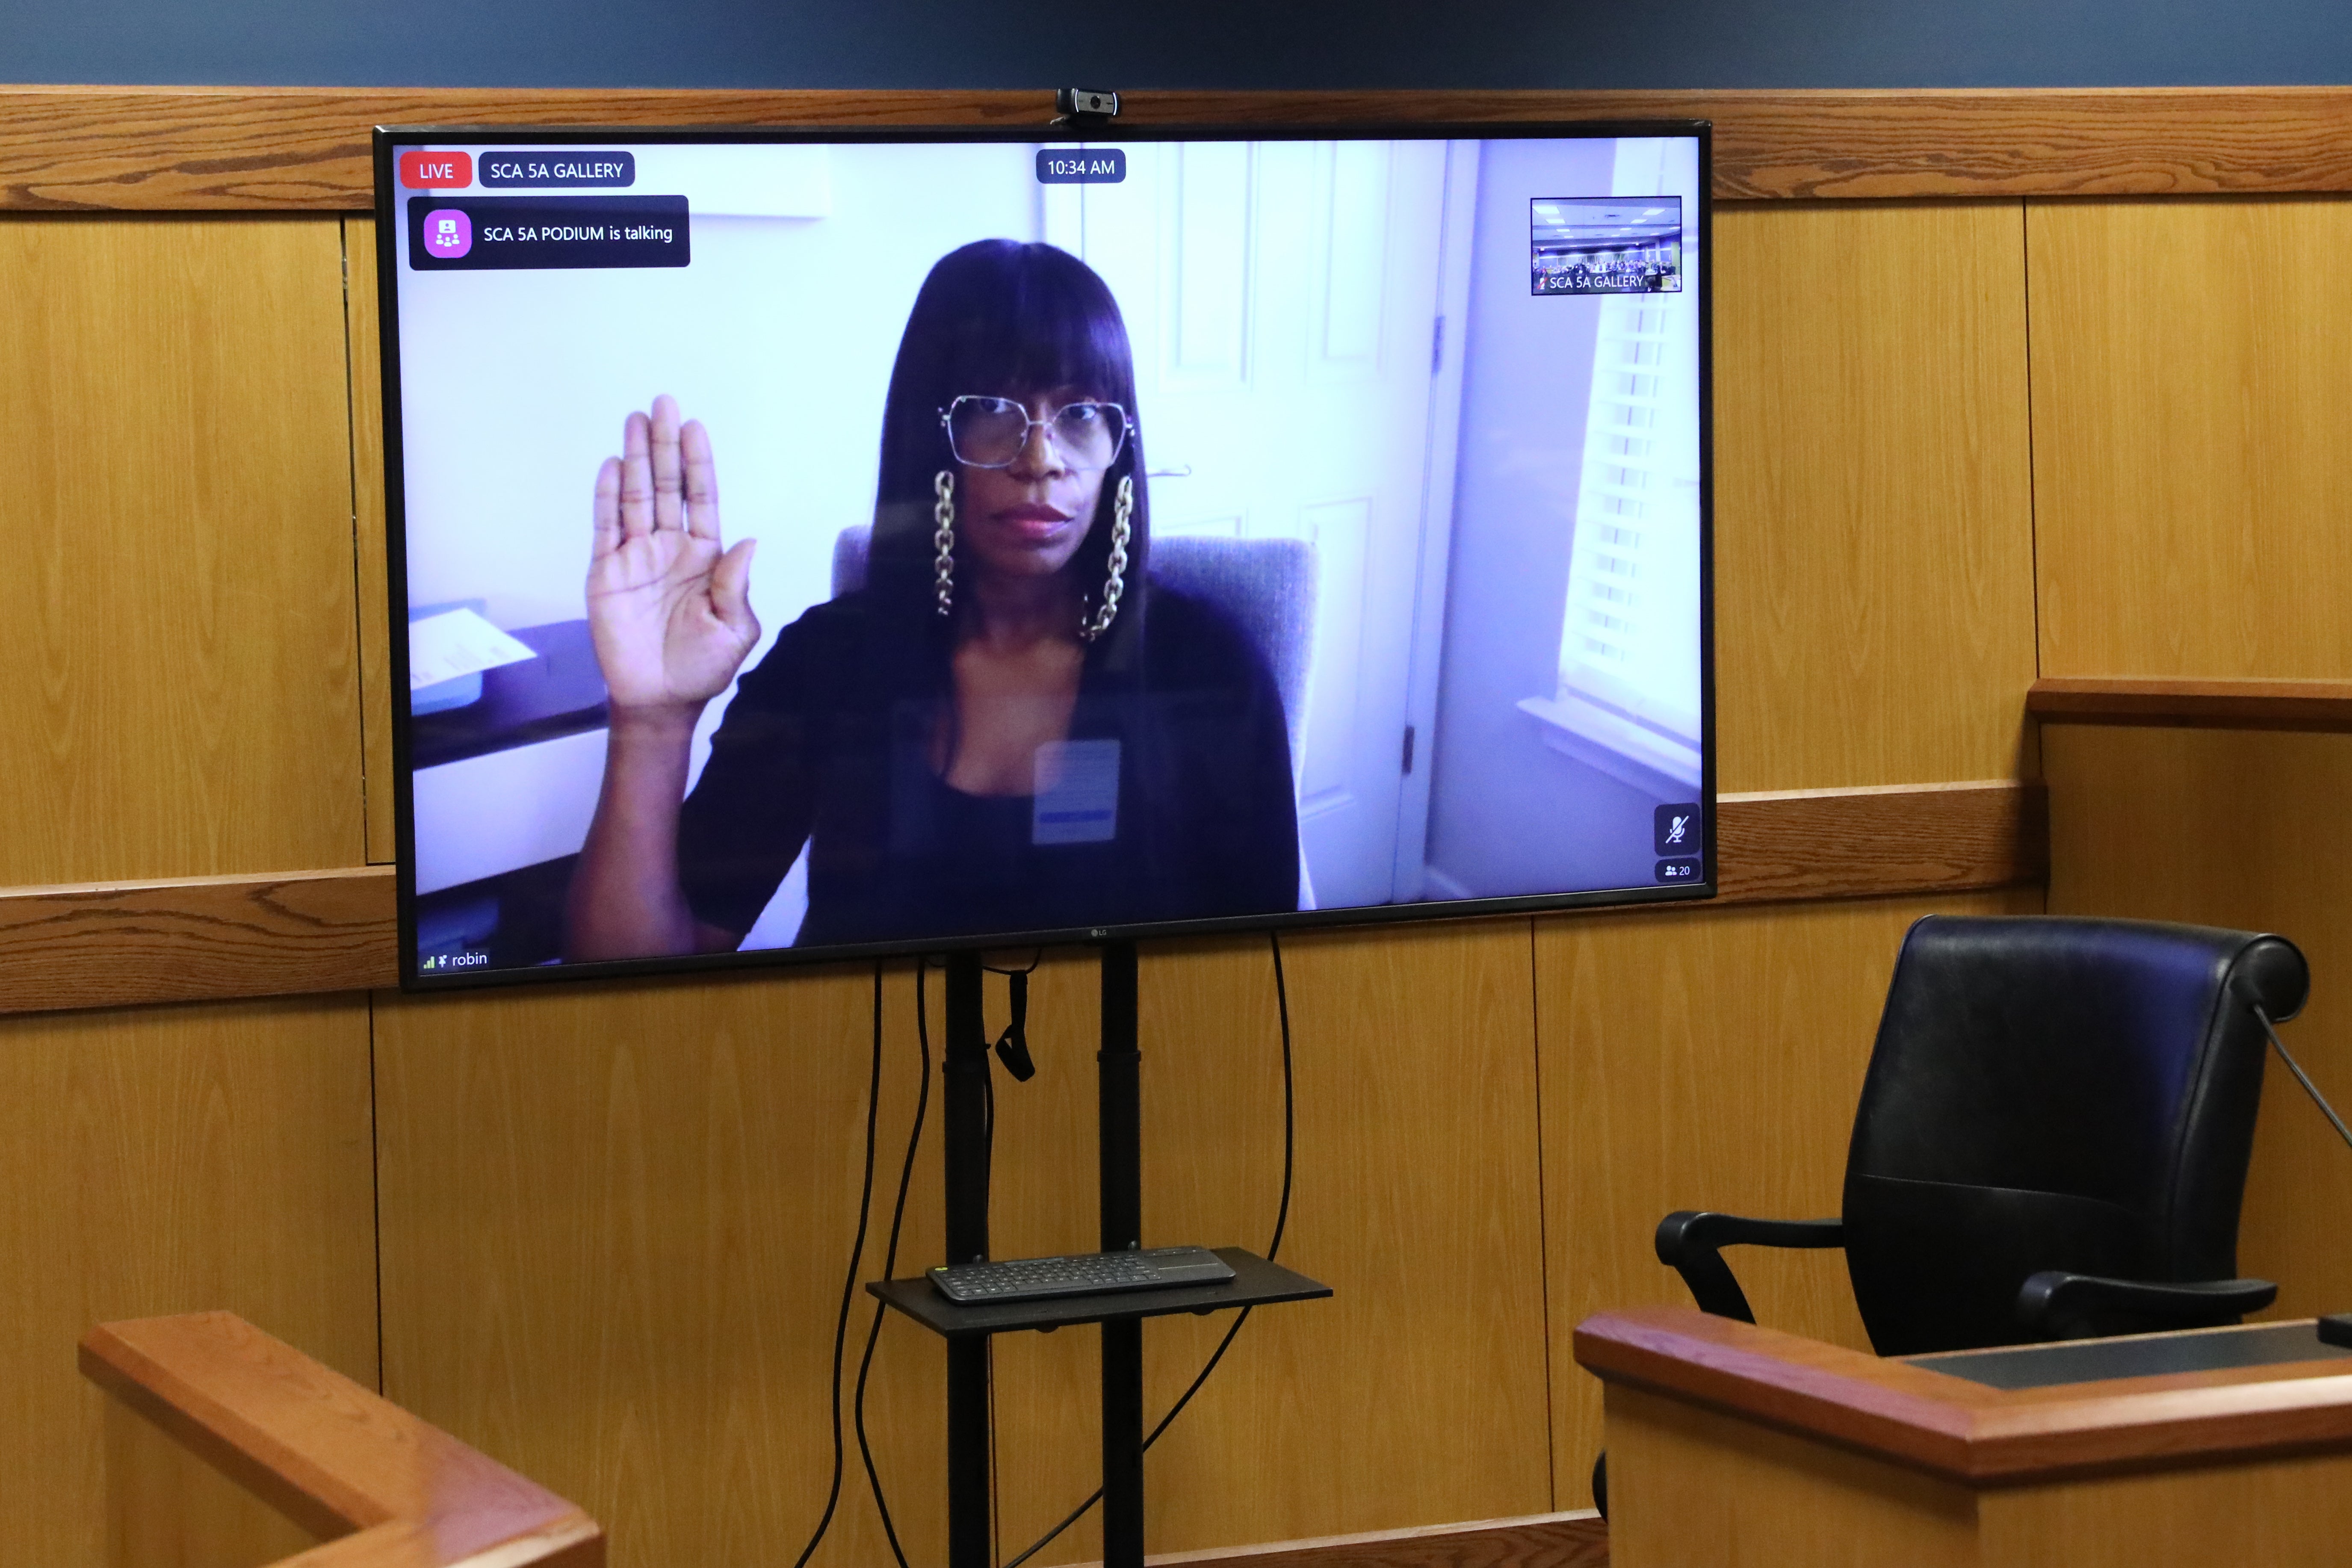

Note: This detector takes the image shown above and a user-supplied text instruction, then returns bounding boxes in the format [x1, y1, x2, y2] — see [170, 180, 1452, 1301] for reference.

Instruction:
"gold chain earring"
[932, 470, 956, 617]
[1078, 474, 1134, 643]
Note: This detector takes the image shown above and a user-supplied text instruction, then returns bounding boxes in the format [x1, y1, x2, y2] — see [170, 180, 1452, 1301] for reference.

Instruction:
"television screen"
[377, 122, 1712, 986]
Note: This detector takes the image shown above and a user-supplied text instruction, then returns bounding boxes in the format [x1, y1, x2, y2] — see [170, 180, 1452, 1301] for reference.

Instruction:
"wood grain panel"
[20, 86, 2352, 211]
[0, 865, 393, 1013]
[84, 1311, 600, 1565]
[105, 1398, 319, 1568]
[1716, 782, 2043, 904]
[2030, 198, 2352, 679]
[986, 924, 1552, 1563]
[1597, 1320, 2352, 1566]
[1061, 1510, 1605, 1568]
[345, 218, 396, 865]
[1603, 1385, 1977, 1568]
[372, 963, 946, 1568]
[2043, 725, 2352, 1323]
[0, 784, 2039, 1018]
[0, 215, 363, 884]
[1981, 1449, 2352, 1568]
[0, 996, 376, 1568]
[1536, 888, 2045, 1508]
[1581, 1304, 2352, 1481]
[1712, 203, 2039, 792]
[2031, 676, 2352, 731]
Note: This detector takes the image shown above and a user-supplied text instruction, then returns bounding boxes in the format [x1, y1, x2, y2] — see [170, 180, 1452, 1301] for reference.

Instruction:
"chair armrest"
[1655, 1211, 1845, 1323]
[2017, 1272, 2278, 1340]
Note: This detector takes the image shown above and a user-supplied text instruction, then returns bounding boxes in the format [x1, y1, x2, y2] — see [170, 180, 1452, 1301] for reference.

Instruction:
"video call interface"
[385, 129, 1709, 980]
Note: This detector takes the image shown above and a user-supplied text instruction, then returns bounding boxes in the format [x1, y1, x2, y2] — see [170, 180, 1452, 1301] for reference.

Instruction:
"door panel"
[1070, 139, 1452, 907]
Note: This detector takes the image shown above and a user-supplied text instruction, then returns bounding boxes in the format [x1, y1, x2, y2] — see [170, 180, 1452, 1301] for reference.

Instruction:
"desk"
[1576, 1306, 2352, 1568]
[411, 620, 609, 898]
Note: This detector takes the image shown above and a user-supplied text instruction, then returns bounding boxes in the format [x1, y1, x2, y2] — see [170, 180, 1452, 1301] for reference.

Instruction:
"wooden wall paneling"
[1985, 1457, 2352, 1561]
[0, 782, 2039, 1020]
[24, 87, 2352, 211]
[984, 923, 1553, 1562]
[0, 865, 395, 1013]
[1980, 1450, 2352, 1568]
[1711, 201, 2040, 793]
[1604, 1385, 1979, 1568]
[2043, 724, 2352, 1320]
[1714, 781, 2045, 904]
[103, 1396, 319, 1568]
[0, 996, 377, 1568]
[1053, 1510, 1606, 1568]
[2028, 676, 2352, 730]
[2029, 197, 2352, 679]
[1535, 888, 2046, 1509]
[345, 216, 395, 865]
[372, 962, 947, 1568]
[0, 214, 364, 884]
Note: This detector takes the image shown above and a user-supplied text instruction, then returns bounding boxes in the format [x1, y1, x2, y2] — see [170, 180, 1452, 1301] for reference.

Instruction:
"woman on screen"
[565, 239, 1299, 960]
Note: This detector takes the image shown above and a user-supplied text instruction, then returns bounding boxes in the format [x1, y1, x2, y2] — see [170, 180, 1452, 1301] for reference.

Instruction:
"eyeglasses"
[941, 395, 1133, 471]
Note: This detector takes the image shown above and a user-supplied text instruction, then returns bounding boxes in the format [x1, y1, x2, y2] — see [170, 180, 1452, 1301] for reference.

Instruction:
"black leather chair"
[1593, 915, 2308, 1521]
[1658, 915, 2309, 1355]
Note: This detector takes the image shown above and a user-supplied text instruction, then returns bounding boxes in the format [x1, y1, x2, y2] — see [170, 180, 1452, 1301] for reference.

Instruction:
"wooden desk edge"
[81, 1311, 602, 1567]
[2029, 676, 2352, 732]
[1576, 1305, 2352, 1484]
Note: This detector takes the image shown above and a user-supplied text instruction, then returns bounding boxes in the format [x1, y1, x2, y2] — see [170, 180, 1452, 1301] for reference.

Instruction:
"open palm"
[586, 395, 760, 714]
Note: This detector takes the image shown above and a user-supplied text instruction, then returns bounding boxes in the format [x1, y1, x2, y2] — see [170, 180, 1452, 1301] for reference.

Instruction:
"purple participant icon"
[423, 209, 472, 260]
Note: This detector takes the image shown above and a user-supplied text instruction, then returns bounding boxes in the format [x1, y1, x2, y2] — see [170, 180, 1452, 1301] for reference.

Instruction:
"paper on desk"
[409, 607, 536, 690]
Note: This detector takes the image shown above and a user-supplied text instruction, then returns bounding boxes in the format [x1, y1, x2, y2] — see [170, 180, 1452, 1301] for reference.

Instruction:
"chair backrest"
[830, 526, 1318, 753]
[1841, 914, 2308, 1355]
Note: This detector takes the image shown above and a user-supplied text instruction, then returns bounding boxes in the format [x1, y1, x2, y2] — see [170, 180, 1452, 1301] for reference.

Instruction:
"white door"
[1050, 139, 1454, 908]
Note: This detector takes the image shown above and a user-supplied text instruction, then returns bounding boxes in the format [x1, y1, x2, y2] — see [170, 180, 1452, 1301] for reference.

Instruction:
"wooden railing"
[0, 781, 2044, 1016]
[80, 1312, 601, 1568]
[1064, 1511, 1607, 1567]
[11, 85, 2352, 210]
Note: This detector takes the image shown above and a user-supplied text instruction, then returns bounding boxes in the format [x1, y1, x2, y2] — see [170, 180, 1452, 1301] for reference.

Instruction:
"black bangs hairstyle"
[867, 239, 1150, 656]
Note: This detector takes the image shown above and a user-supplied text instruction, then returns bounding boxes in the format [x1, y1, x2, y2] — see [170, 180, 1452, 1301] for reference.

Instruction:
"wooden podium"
[1576, 1305, 2352, 1568]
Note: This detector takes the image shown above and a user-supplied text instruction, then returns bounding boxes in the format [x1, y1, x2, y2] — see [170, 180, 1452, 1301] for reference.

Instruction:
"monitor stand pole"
[937, 942, 1148, 1568]
[943, 952, 991, 1568]
[1099, 939, 1145, 1567]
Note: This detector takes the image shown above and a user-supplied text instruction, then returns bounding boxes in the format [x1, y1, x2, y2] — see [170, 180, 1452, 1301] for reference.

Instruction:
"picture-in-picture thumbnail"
[1531, 196, 1683, 295]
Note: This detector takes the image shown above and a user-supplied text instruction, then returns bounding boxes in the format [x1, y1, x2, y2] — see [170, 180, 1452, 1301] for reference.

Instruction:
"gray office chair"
[830, 525, 1319, 763]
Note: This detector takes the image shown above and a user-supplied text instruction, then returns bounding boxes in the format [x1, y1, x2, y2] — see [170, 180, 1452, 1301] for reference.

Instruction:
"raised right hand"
[586, 394, 760, 716]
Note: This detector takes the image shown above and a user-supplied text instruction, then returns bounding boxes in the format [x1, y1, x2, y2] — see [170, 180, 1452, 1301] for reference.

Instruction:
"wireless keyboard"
[930, 1246, 1236, 1305]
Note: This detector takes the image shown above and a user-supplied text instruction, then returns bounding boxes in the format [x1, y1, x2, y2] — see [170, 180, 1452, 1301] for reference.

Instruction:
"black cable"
[855, 960, 933, 1568]
[1002, 930, 1298, 1568]
[990, 958, 1038, 1082]
[789, 961, 887, 1568]
[2254, 1002, 2352, 1152]
[972, 962, 1013, 1565]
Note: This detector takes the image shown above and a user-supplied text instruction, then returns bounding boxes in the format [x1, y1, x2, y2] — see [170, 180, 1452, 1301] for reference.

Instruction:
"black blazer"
[677, 581, 1299, 948]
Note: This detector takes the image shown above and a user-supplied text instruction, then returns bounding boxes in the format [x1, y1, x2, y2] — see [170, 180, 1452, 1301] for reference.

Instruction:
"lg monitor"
[376, 120, 1714, 987]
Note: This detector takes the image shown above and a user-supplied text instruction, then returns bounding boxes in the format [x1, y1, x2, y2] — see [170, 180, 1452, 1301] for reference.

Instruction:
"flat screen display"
[378, 122, 1713, 986]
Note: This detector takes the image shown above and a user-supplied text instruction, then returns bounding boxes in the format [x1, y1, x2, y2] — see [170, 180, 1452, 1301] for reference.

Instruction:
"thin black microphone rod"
[2253, 1002, 2352, 1154]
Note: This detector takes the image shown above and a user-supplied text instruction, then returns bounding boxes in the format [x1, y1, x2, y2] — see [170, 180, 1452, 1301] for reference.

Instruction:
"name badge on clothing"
[1032, 738, 1120, 845]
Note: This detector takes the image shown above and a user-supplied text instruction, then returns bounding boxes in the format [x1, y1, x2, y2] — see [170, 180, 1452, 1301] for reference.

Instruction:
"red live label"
[398, 150, 473, 189]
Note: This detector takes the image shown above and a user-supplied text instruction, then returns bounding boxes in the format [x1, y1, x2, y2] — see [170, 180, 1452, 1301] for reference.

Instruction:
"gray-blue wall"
[4, 0, 2348, 89]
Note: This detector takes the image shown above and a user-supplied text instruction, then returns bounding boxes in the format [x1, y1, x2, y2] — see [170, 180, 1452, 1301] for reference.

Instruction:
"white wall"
[396, 142, 1043, 658]
[1423, 136, 1678, 900]
[397, 144, 1041, 897]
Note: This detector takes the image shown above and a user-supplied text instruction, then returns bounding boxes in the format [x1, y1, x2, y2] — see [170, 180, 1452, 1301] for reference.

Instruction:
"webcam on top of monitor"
[1053, 88, 1120, 123]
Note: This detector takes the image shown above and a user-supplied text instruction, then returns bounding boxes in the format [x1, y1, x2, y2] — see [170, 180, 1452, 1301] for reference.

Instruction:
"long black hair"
[866, 240, 1151, 661]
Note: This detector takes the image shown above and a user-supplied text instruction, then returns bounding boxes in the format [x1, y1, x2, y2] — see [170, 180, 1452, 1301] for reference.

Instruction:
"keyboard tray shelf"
[867, 1247, 1329, 1339]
